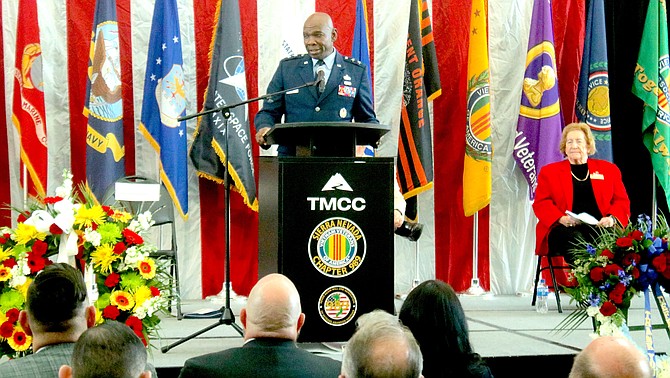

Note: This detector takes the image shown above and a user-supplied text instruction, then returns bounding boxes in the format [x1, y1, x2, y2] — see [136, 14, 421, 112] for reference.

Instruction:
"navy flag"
[576, 0, 612, 161]
[139, 0, 189, 218]
[84, 0, 125, 200]
[190, 0, 257, 211]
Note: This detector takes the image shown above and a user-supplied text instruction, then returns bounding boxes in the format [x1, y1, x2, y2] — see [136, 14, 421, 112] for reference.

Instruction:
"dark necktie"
[315, 60, 326, 93]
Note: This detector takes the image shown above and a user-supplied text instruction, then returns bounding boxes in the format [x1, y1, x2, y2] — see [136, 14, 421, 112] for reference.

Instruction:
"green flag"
[633, 0, 670, 203]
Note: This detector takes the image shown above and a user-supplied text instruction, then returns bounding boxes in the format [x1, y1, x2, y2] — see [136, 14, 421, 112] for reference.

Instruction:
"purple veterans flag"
[514, 0, 564, 199]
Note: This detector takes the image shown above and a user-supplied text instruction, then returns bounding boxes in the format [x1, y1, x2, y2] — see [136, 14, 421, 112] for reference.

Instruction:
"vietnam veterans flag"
[576, 0, 612, 161]
[12, 0, 47, 198]
[139, 0, 188, 218]
[190, 0, 257, 211]
[463, 0, 492, 216]
[632, 0, 670, 205]
[84, 0, 125, 199]
[397, 0, 441, 219]
[514, 0, 564, 200]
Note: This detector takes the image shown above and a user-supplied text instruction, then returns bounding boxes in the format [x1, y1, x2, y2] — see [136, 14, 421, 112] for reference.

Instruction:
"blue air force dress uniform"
[254, 51, 378, 156]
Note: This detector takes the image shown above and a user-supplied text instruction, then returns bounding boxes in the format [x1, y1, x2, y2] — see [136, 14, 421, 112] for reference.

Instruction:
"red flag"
[12, 0, 47, 198]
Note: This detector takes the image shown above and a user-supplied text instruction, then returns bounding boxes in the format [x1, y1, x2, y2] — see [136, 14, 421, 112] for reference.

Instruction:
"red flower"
[12, 330, 28, 346]
[604, 264, 623, 277]
[600, 301, 617, 316]
[609, 283, 626, 305]
[102, 206, 114, 216]
[589, 267, 606, 282]
[43, 196, 63, 204]
[113, 242, 126, 255]
[0, 235, 6, 244]
[91, 223, 98, 230]
[150, 286, 161, 297]
[122, 229, 143, 245]
[49, 223, 63, 235]
[623, 253, 641, 267]
[630, 230, 644, 241]
[105, 273, 120, 288]
[16, 213, 28, 223]
[31, 240, 48, 256]
[663, 268, 670, 280]
[125, 316, 146, 345]
[631, 267, 640, 279]
[102, 305, 120, 320]
[600, 249, 615, 260]
[616, 237, 633, 248]
[0, 321, 14, 338]
[27, 253, 46, 273]
[654, 255, 667, 272]
[2, 257, 17, 268]
[6, 308, 20, 323]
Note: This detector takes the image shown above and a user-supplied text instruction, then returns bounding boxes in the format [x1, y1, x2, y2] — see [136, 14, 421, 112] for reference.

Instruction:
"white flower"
[24, 210, 54, 233]
[53, 199, 76, 233]
[124, 246, 146, 266]
[137, 211, 155, 232]
[83, 228, 102, 247]
[54, 169, 73, 198]
[9, 263, 28, 288]
[587, 306, 601, 317]
[127, 220, 141, 233]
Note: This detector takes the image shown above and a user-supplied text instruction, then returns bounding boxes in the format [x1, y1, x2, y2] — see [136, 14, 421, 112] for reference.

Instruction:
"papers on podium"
[565, 210, 598, 225]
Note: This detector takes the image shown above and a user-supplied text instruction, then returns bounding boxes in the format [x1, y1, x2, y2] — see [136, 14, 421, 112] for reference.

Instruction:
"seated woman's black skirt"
[547, 223, 599, 265]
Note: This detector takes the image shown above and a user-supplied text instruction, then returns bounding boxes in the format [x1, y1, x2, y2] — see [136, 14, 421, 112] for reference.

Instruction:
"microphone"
[316, 66, 326, 93]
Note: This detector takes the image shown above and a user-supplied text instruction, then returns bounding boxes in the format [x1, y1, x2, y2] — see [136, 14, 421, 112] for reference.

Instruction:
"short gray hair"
[341, 310, 423, 378]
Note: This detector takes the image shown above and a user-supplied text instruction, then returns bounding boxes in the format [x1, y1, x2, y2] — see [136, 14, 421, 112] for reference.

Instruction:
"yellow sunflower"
[134, 286, 152, 309]
[7, 326, 32, 352]
[0, 247, 12, 261]
[0, 266, 12, 282]
[91, 244, 122, 274]
[17, 277, 32, 297]
[138, 259, 156, 279]
[13, 223, 47, 245]
[74, 205, 107, 228]
[110, 290, 135, 311]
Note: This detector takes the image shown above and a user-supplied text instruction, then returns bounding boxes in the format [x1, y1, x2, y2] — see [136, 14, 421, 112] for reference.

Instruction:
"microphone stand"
[161, 80, 319, 353]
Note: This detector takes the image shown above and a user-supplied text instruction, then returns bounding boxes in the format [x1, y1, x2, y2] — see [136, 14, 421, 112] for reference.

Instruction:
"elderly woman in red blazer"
[533, 122, 630, 263]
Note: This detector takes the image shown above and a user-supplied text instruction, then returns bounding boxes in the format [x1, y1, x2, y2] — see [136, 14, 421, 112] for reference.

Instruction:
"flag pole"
[22, 165, 28, 210]
[412, 199, 421, 289]
[464, 211, 485, 295]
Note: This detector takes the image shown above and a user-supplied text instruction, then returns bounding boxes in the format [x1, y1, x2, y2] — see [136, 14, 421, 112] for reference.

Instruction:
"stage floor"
[148, 291, 670, 370]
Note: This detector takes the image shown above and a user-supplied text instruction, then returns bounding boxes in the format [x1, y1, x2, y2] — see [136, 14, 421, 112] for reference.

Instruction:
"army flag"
[576, 0, 612, 161]
[632, 0, 670, 205]
[514, 0, 564, 200]
[397, 0, 441, 220]
[352, 0, 372, 89]
[12, 0, 47, 198]
[139, 0, 189, 218]
[190, 0, 257, 211]
[84, 0, 125, 199]
[463, 0, 492, 216]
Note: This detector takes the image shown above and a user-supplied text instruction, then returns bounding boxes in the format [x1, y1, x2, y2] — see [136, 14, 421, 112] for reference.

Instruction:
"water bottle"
[536, 279, 549, 314]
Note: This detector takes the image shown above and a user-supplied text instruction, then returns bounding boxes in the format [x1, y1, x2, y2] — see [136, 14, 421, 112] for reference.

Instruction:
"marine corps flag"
[463, 0, 492, 216]
[397, 0, 441, 220]
[139, 0, 189, 218]
[576, 0, 612, 161]
[12, 0, 47, 198]
[190, 0, 258, 211]
[632, 0, 670, 205]
[84, 0, 125, 199]
[514, 0, 564, 200]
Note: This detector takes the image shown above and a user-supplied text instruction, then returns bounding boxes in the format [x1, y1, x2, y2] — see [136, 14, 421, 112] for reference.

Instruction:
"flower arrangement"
[0, 170, 170, 359]
[566, 214, 668, 335]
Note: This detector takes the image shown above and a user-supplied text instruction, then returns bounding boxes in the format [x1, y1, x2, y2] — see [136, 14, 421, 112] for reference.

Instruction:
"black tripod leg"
[161, 319, 228, 353]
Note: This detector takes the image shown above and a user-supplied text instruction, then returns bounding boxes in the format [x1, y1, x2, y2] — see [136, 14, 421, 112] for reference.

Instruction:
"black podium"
[259, 122, 394, 342]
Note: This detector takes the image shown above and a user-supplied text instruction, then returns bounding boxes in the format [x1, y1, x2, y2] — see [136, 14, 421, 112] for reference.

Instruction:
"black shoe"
[395, 221, 424, 242]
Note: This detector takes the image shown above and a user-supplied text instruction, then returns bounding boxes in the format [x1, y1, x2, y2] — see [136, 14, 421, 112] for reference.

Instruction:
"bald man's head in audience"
[569, 336, 652, 378]
[240, 273, 305, 341]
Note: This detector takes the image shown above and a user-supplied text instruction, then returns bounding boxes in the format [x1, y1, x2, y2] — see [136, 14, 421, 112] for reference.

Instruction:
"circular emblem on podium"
[318, 285, 357, 326]
[308, 217, 366, 278]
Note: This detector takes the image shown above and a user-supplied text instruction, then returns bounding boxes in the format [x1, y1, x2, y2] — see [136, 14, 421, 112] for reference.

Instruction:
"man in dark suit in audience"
[0, 263, 96, 378]
[179, 273, 341, 378]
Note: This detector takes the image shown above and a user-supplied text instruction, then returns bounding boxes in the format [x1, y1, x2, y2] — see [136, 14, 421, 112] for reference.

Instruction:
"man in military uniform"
[254, 12, 378, 156]
[254, 12, 422, 241]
